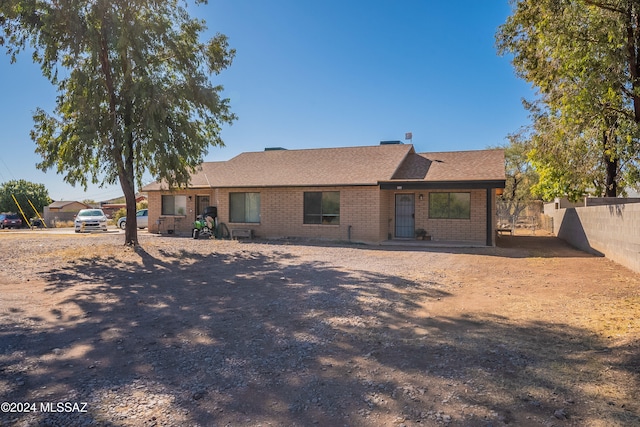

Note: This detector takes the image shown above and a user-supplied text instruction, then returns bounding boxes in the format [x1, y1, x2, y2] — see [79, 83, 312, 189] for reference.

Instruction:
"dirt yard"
[0, 231, 638, 427]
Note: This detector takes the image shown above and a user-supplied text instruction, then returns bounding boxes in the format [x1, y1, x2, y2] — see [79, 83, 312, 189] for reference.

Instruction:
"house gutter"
[378, 180, 506, 190]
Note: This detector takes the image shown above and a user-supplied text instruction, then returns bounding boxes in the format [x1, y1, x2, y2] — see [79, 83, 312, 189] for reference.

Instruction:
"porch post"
[486, 188, 493, 246]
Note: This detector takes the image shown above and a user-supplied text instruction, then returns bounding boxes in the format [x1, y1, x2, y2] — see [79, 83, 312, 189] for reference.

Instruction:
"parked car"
[117, 209, 148, 230]
[74, 209, 108, 232]
[30, 218, 44, 228]
[0, 213, 23, 229]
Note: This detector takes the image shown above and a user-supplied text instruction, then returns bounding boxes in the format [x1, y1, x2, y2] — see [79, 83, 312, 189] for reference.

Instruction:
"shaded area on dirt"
[0, 241, 638, 426]
[263, 233, 602, 260]
[496, 234, 602, 258]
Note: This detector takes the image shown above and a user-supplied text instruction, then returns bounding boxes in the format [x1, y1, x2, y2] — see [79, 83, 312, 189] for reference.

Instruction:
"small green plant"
[113, 208, 127, 223]
[415, 228, 429, 240]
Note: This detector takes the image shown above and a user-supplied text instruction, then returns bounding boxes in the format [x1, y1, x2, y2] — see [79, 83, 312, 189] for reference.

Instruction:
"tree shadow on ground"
[0, 243, 638, 426]
[250, 234, 602, 260]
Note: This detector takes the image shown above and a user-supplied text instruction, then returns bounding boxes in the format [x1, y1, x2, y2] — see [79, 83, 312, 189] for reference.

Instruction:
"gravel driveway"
[0, 231, 639, 426]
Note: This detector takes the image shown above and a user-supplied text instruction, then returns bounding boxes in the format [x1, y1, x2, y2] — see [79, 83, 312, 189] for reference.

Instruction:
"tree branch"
[583, 0, 626, 15]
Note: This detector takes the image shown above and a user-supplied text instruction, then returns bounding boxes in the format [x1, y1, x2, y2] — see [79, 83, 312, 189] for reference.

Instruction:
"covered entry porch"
[380, 182, 503, 246]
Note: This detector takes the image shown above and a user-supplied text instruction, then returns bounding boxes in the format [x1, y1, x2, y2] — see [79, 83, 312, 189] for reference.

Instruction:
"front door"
[395, 194, 415, 238]
[196, 196, 210, 219]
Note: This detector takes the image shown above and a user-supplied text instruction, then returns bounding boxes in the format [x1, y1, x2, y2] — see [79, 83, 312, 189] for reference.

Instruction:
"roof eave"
[379, 179, 506, 190]
[144, 182, 381, 190]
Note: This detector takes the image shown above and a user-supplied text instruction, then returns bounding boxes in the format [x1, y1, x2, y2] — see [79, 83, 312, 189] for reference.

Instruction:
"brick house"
[43, 200, 92, 226]
[142, 144, 506, 245]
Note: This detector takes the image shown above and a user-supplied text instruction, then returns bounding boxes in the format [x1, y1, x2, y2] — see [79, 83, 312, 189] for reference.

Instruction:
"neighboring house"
[142, 143, 506, 245]
[47, 201, 92, 212]
[44, 201, 92, 226]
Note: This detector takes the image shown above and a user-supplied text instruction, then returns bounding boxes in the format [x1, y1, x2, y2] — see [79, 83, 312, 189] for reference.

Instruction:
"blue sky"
[0, 0, 532, 202]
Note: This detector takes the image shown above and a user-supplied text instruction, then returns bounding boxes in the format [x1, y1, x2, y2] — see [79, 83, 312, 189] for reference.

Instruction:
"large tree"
[497, 0, 640, 199]
[0, 0, 236, 244]
[496, 131, 539, 223]
[524, 99, 637, 200]
[0, 179, 51, 219]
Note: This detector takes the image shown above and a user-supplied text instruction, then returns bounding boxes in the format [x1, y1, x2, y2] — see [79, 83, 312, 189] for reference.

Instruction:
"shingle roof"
[214, 144, 411, 187]
[48, 201, 90, 209]
[142, 145, 505, 190]
[145, 144, 412, 189]
[390, 149, 505, 182]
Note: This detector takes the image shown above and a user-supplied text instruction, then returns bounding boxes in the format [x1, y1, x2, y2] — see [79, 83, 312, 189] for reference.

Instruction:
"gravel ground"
[0, 231, 639, 426]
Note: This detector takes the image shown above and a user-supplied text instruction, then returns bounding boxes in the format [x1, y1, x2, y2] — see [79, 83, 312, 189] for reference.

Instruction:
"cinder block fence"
[545, 201, 640, 274]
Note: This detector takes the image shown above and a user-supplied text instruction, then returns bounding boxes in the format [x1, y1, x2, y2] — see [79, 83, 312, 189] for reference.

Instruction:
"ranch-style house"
[142, 143, 506, 245]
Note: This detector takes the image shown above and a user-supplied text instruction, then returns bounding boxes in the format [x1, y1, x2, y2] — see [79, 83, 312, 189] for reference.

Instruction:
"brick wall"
[146, 188, 209, 234]
[381, 189, 489, 244]
[147, 187, 494, 244]
[148, 186, 384, 242]
[424, 190, 487, 243]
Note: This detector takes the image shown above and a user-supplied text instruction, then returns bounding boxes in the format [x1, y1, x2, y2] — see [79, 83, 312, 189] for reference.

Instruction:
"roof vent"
[380, 140, 403, 145]
[264, 147, 287, 151]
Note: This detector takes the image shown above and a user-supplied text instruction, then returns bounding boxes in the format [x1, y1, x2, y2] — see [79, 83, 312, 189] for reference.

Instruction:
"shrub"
[113, 208, 127, 223]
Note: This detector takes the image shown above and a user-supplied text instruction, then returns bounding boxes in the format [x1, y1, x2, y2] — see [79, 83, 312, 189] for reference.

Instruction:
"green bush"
[113, 208, 127, 223]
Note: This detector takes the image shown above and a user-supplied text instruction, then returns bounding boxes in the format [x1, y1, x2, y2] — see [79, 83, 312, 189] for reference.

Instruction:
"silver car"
[74, 209, 108, 233]
[117, 209, 148, 230]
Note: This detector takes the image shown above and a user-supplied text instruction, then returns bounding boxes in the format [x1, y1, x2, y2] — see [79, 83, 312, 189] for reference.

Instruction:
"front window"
[229, 192, 260, 223]
[429, 192, 471, 219]
[161, 195, 187, 215]
[304, 191, 340, 225]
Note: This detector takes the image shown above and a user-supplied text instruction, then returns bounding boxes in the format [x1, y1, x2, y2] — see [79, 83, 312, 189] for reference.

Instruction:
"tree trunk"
[626, 3, 640, 123]
[604, 153, 618, 197]
[119, 56, 137, 245]
[119, 136, 138, 246]
[120, 176, 138, 246]
[603, 130, 618, 197]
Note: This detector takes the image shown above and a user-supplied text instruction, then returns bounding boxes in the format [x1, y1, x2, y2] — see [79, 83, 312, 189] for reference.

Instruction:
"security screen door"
[395, 194, 415, 238]
[196, 196, 210, 219]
